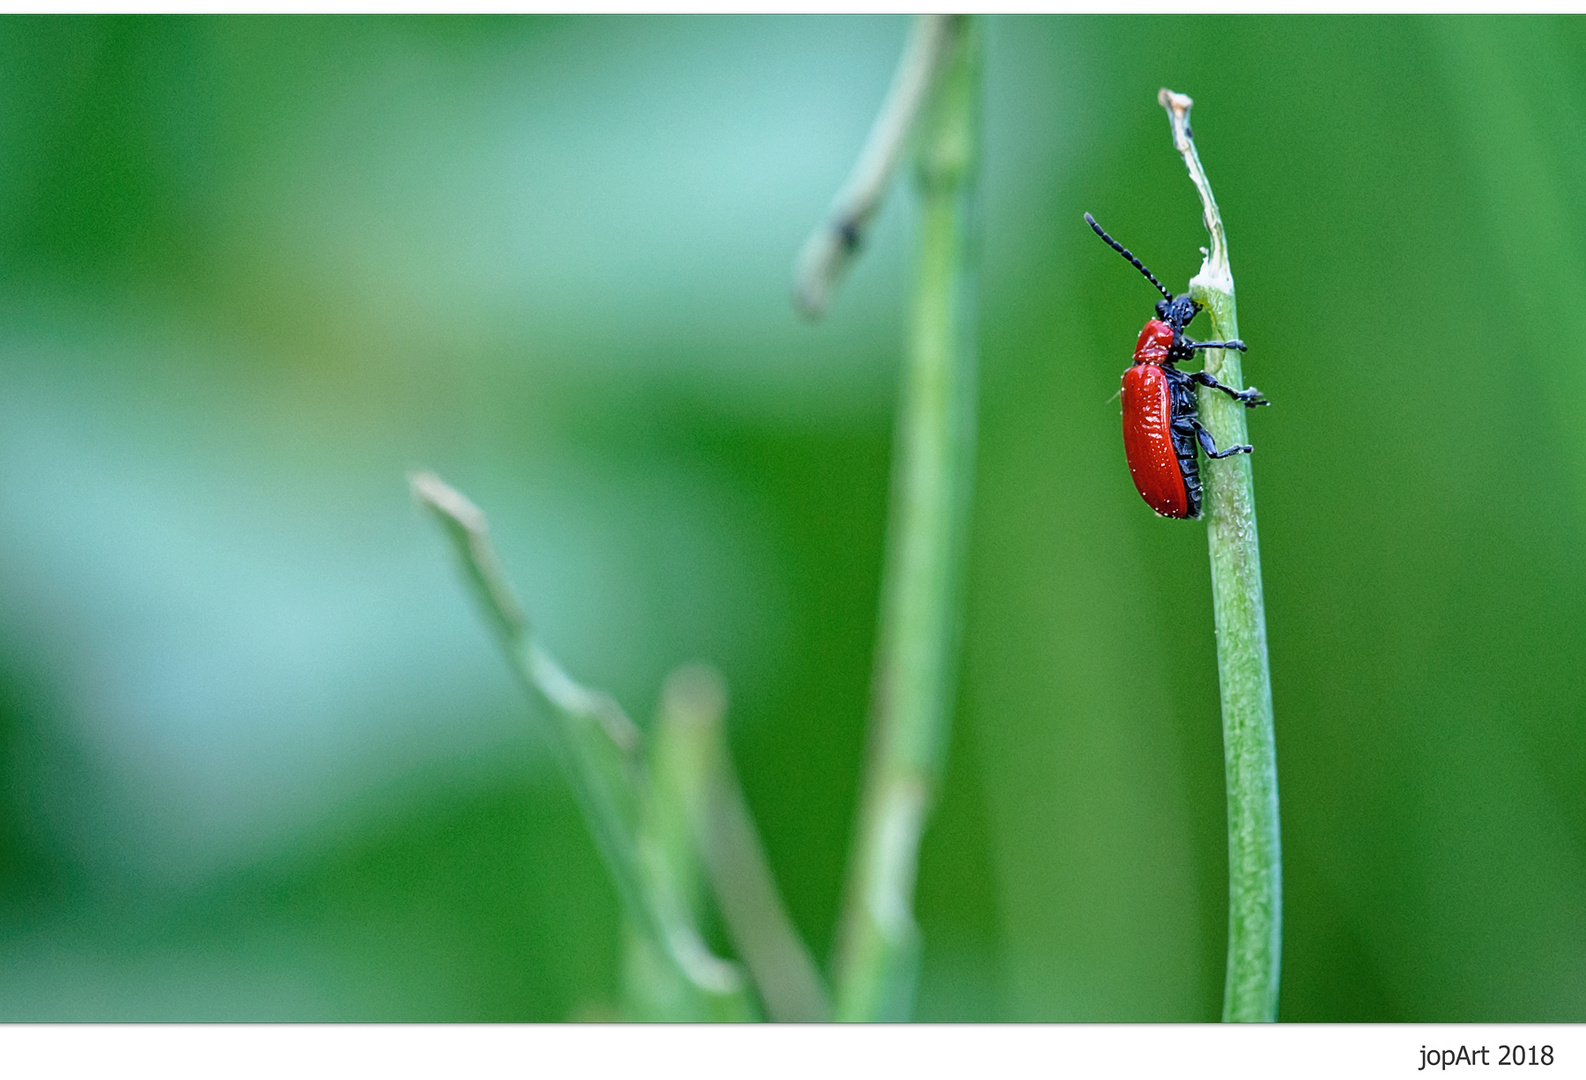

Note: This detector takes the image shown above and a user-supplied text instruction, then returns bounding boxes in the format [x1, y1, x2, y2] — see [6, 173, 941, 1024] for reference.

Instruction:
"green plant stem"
[794, 15, 958, 319]
[626, 665, 756, 1020]
[410, 471, 750, 1019]
[1159, 89, 1281, 1023]
[832, 19, 979, 1023]
[656, 664, 832, 1022]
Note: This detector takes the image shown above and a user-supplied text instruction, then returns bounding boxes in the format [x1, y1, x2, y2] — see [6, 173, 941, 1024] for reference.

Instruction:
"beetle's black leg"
[1192, 419, 1253, 459]
[1189, 370, 1269, 407]
[1182, 338, 1247, 352]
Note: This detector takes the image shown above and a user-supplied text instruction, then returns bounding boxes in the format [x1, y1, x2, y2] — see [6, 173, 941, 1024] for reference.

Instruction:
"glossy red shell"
[1121, 361, 1190, 518]
[1134, 319, 1174, 365]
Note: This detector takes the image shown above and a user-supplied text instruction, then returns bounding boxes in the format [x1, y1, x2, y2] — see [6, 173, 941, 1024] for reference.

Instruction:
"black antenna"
[1085, 213, 1172, 303]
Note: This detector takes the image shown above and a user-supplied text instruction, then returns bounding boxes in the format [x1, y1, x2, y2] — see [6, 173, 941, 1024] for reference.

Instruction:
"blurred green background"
[0, 14, 1581, 1021]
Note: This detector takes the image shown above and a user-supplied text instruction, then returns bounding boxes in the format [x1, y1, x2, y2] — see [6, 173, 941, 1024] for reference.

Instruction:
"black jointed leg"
[1183, 338, 1247, 352]
[1190, 370, 1268, 407]
[1192, 419, 1253, 459]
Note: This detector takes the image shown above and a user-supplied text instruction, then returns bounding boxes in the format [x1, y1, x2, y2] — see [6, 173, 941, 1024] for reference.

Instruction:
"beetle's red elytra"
[1085, 213, 1269, 519]
[1121, 326, 1189, 517]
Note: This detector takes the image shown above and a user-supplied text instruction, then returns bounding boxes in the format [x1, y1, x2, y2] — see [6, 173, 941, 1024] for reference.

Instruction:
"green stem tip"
[413, 470, 831, 1021]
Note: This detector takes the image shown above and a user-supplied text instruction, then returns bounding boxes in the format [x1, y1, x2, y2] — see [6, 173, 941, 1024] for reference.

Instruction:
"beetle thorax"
[1133, 319, 1175, 366]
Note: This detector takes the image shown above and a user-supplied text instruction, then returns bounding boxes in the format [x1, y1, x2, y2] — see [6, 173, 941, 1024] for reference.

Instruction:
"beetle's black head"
[1157, 294, 1201, 331]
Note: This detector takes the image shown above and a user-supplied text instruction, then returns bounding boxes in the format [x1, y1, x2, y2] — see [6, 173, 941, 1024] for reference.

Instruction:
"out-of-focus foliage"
[0, 15, 1581, 1021]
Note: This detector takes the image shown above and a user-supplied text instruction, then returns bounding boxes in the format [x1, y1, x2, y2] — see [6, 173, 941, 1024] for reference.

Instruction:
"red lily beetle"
[1085, 213, 1269, 519]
